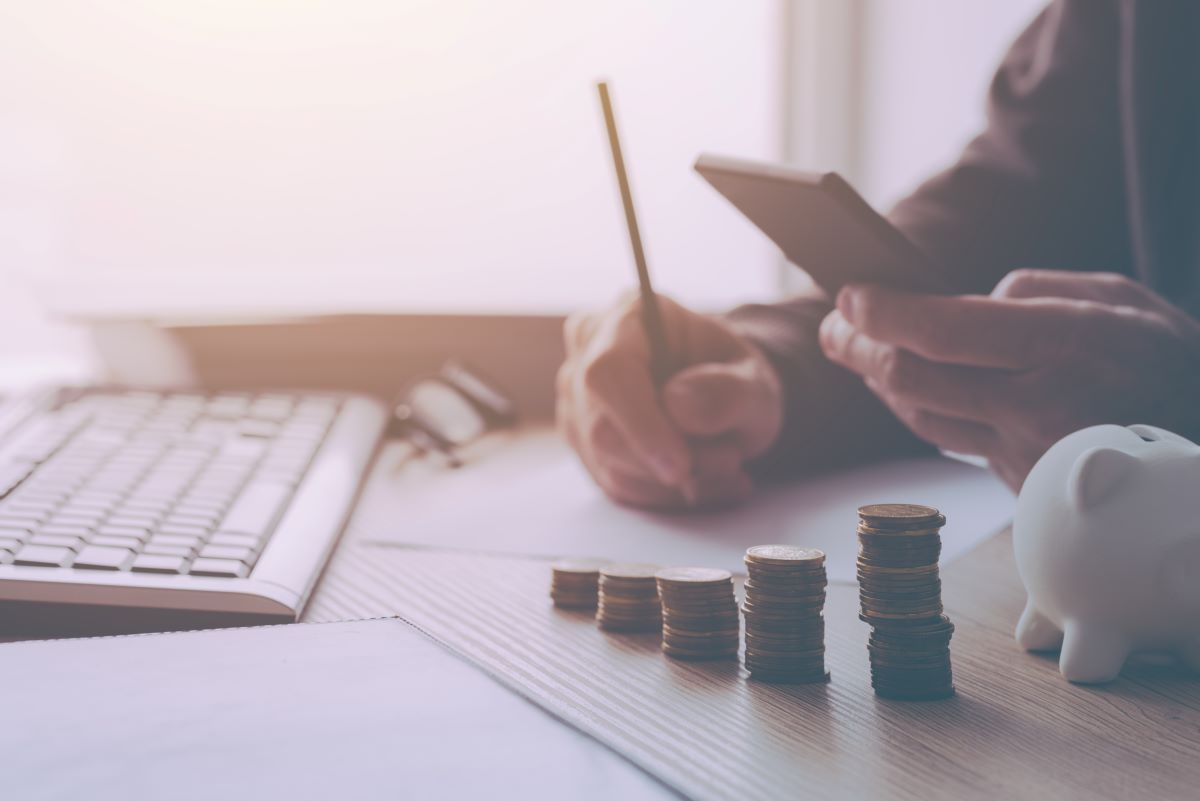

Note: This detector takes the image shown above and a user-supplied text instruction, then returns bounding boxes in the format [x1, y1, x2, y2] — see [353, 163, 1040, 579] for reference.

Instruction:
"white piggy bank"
[1013, 423, 1200, 684]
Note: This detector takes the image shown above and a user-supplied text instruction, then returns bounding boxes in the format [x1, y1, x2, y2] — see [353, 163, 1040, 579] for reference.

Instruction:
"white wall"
[0, 1, 1055, 377]
[0, 1, 785, 322]
[856, 0, 1048, 210]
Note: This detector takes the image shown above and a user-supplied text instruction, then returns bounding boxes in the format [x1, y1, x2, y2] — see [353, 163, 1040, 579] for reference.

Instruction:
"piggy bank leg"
[1059, 622, 1129, 684]
[1015, 601, 1063, 651]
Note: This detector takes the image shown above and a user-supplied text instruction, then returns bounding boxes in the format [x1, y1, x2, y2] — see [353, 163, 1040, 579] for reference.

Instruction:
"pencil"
[597, 81, 674, 385]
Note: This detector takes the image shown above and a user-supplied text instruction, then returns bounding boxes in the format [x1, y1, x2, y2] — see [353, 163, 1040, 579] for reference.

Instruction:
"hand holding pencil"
[552, 83, 784, 510]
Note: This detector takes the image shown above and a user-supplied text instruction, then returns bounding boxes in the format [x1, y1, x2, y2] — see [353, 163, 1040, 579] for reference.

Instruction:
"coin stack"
[742, 545, 829, 683]
[597, 563, 663, 632]
[655, 567, 740, 661]
[857, 503, 955, 700]
[550, 559, 608, 610]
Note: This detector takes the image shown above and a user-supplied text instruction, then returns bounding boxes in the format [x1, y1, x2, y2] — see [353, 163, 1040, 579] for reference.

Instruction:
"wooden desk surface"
[305, 476, 1200, 801]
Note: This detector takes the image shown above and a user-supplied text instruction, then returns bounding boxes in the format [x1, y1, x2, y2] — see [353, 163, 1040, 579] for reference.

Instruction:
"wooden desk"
[305, 491, 1200, 800]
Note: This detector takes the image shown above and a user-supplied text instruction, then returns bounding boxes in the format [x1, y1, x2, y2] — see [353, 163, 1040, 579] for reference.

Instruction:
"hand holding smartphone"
[694, 153, 948, 296]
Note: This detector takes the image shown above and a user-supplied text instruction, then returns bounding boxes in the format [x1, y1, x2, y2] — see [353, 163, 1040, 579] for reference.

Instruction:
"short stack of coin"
[655, 567, 740, 661]
[597, 563, 663, 632]
[857, 503, 955, 700]
[742, 545, 829, 683]
[550, 559, 609, 610]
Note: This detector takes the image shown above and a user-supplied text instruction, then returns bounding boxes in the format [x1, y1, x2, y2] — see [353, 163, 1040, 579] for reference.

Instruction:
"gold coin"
[600, 563, 661, 580]
[552, 558, 609, 574]
[655, 566, 733, 585]
[857, 504, 941, 525]
[745, 545, 826, 565]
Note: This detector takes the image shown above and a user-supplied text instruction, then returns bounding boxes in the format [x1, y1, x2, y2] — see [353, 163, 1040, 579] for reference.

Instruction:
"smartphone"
[694, 153, 948, 295]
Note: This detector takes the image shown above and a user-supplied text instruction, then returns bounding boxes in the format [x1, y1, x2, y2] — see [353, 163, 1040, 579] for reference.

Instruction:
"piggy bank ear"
[1068, 447, 1139, 509]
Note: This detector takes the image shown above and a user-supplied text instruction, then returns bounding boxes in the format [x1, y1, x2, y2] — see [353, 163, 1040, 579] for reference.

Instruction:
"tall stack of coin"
[742, 545, 829, 683]
[655, 567, 740, 661]
[857, 504, 955, 700]
[550, 559, 608, 610]
[597, 563, 663, 632]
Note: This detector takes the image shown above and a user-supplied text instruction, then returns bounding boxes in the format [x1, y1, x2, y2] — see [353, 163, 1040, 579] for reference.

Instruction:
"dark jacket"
[729, 0, 1200, 475]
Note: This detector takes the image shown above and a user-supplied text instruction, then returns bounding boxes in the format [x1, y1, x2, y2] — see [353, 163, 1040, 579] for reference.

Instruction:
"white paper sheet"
[355, 432, 1014, 583]
[0, 619, 670, 801]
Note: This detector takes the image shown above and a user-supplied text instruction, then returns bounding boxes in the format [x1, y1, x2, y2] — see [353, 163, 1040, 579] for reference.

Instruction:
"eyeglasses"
[390, 361, 516, 467]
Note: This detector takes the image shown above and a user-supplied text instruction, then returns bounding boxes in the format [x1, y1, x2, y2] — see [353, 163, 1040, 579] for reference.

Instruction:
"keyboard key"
[189, 558, 248, 578]
[183, 486, 237, 503]
[123, 488, 177, 502]
[47, 512, 104, 527]
[0, 499, 59, 514]
[72, 546, 134, 571]
[105, 515, 160, 529]
[89, 535, 142, 549]
[216, 482, 291, 538]
[120, 498, 173, 513]
[60, 494, 116, 509]
[69, 490, 123, 504]
[130, 554, 189, 574]
[148, 534, 203, 549]
[96, 525, 151, 541]
[173, 499, 227, 514]
[249, 399, 292, 421]
[0, 515, 45, 530]
[29, 533, 85, 550]
[141, 543, 194, 557]
[158, 524, 211, 538]
[221, 437, 269, 458]
[14, 544, 73, 567]
[208, 532, 259, 549]
[0, 536, 24, 551]
[0, 525, 34, 539]
[198, 544, 255, 563]
[236, 419, 279, 439]
[40, 525, 94, 539]
[163, 512, 221, 527]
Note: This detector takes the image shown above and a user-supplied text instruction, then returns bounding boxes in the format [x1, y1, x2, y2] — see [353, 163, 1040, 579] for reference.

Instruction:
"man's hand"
[819, 269, 1200, 491]
[557, 294, 783, 510]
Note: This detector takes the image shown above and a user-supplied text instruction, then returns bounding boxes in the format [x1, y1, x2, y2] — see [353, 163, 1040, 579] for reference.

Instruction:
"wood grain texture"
[305, 531, 1200, 801]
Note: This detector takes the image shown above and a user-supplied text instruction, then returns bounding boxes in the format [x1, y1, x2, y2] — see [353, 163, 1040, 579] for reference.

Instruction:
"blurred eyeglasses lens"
[407, 380, 487, 445]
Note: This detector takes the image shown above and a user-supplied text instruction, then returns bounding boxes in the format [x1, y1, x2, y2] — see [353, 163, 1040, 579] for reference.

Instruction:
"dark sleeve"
[727, 296, 931, 478]
[727, 0, 1130, 476]
[892, 0, 1131, 290]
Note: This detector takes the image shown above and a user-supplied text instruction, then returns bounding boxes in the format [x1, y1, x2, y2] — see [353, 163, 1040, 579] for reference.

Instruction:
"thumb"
[661, 361, 757, 440]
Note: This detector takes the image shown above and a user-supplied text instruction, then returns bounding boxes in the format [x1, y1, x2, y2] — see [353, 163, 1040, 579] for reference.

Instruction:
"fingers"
[574, 308, 692, 485]
[593, 459, 753, 511]
[587, 415, 662, 478]
[559, 293, 781, 511]
[691, 439, 745, 476]
[818, 308, 1002, 459]
[563, 310, 600, 353]
[819, 311, 1005, 425]
[992, 269, 1156, 308]
[595, 466, 685, 510]
[662, 362, 751, 437]
[889, 403, 999, 457]
[992, 269, 1200, 346]
[660, 362, 752, 435]
[674, 308, 754, 364]
[836, 284, 1088, 368]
